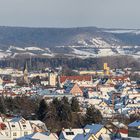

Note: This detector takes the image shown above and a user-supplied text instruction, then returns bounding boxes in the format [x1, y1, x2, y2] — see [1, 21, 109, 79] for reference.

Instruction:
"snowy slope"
[104, 29, 140, 34]
[25, 47, 44, 51]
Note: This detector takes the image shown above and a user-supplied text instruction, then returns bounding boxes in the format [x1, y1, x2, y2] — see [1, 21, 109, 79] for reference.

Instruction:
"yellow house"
[103, 63, 110, 75]
[99, 101, 108, 108]
[105, 78, 113, 85]
[79, 71, 97, 75]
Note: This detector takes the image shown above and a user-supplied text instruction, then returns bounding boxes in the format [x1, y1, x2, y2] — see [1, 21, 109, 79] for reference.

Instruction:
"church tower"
[23, 62, 29, 84]
[103, 63, 110, 75]
[48, 72, 56, 87]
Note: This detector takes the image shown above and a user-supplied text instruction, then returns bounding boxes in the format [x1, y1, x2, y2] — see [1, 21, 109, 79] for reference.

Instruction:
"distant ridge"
[0, 26, 139, 59]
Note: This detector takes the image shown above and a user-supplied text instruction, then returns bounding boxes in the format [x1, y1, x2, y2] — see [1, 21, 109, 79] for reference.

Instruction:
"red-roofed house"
[58, 75, 93, 88]
[65, 83, 83, 96]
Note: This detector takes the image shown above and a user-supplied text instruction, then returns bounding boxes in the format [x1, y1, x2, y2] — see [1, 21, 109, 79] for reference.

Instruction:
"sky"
[0, 0, 140, 28]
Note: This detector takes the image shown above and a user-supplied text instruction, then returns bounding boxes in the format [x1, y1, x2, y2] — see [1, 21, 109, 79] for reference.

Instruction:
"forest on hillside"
[0, 55, 139, 71]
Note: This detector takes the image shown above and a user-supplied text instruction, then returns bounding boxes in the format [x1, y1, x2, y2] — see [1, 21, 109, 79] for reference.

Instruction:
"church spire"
[23, 61, 29, 84]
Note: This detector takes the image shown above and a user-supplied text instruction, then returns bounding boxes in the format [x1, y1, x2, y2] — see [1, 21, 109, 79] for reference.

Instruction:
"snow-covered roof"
[17, 132, 58, 140]
[84, 124, 104, 135]
[73, 133, 92, 140]
[112, 122, 127, 129]
[10, 117, 32, 131]
[10, 116, 24, 122]
[128, 120, 140, 127]
[60, 128, 90, 140]
[8, 121, 21, 131]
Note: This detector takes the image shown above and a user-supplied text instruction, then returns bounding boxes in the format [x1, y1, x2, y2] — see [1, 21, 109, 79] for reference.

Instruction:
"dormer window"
[66, 132, 74, 135]
[5, 132, 8, 136]
[13, 132, 17, 136]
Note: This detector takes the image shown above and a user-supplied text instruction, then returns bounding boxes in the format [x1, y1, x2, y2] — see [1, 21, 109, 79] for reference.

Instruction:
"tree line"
[37, 97, 103, 132]
[0, 96, 139, 132]
[0, 55, 139, 71]
[0, 96, 103, 132]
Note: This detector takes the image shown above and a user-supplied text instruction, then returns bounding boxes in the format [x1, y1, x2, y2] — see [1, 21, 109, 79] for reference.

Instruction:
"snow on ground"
[25, 47, 44, 51]
[116, 48, 125, 55]
[9, 46, 25, 51]
[21, 52, 36, 56]
[72, 48, 95, 57]
[56, 46, 65, 48]
[12, 52, 36, 58]
[133, 30, 140, 35]
[104, 29, 140, 34]
[45, 48, 52, 53]
[0, 52, 11, 59]
[104, 29, 137, 34]
[97, 48, 115, 56]
[6, 50, 12, 53]
[8, 46, 45, 52]
[69, 45, 87, 48]
[42, 53, 54, 57]
[90, 38, 112, 48]
[135, 51, 140, 55]
[77, 40, 88, 46]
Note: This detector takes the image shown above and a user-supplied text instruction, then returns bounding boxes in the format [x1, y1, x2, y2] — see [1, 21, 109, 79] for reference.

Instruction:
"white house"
[0, 116, 48, 139]
[59, 128, 90, 140]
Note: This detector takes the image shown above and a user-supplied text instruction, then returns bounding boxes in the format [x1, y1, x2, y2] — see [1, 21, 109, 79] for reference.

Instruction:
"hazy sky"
[0, 0, 140, 28]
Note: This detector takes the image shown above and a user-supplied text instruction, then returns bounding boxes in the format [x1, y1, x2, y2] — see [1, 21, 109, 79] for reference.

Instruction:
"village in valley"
[0, 62, 139, 140]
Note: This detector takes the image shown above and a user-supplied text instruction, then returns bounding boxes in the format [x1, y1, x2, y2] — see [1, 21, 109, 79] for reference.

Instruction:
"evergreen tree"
[52, 98, 60, 109]
[37, 99, 48, 120]
[85, 105, 102, 124]
[52, 97, 72, 122]
[0, 96, 6, 113]
[58, 103, 72, 121]
[71, 97, 80, 112]
[62, 96, 69, 105]
[130, 114, 140, 123]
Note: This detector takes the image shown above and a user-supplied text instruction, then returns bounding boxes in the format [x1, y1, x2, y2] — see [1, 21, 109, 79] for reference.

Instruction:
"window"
[12, 125, 15, 127]
[13, 132, 17, 136]
[66, 132, 74, 135]
[24, 132, 28, 136]
[5, 132, 8, 136]
[23, 125, 26, 127]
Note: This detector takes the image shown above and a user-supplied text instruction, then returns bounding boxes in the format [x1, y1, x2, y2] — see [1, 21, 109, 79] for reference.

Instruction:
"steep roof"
[60, 128, 90, 140]
[128, 120, 140, 127]
[73, 133, 92, 140]
[84, 124, 104, 135]
[17, 132, 58, 140]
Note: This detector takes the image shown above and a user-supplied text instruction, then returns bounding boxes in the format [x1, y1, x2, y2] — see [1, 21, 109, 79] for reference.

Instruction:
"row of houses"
[0, 114, 140, 140]
[0, 115, 58, 140]
[0, 66, 139, 118]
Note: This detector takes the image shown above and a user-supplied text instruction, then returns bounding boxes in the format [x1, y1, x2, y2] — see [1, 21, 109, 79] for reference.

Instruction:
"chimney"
[83, 129, 86, 136]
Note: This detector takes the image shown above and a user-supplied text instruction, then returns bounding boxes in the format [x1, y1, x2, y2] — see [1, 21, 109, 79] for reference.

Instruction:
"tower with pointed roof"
[23, 62, 29, 84]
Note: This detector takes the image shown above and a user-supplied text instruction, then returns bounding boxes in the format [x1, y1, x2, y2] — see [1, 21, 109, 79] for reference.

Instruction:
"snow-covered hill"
[0, 26, 139, 59]
[66, 37, 140, 58]
[0, 36, 139, 59]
